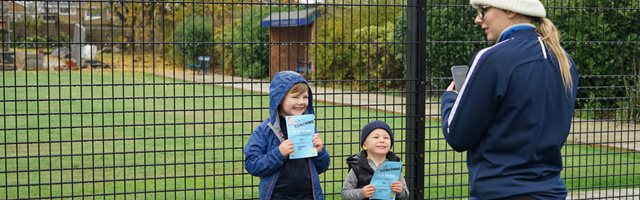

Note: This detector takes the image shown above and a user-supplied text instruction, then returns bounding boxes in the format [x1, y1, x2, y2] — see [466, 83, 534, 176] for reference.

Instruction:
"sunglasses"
[475, 5, 492, 19]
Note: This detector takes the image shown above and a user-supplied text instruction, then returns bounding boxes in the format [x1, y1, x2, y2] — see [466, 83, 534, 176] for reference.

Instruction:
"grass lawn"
[0, 71, 638, 199]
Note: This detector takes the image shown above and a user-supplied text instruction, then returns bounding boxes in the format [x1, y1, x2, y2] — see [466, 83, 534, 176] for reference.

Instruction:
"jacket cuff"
[317, 147, 328, 157]
[441, 91, 458, 102]
[270, 147, 287, 162]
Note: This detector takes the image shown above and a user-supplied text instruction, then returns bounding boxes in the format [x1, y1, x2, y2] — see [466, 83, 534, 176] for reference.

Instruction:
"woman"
[440, 0, 578, 199]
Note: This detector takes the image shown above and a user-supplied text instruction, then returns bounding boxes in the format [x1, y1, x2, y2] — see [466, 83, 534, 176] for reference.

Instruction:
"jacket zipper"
[266, 170, 280, 200]
[267, 132, 283, 199]
[307, 159, 316, 200]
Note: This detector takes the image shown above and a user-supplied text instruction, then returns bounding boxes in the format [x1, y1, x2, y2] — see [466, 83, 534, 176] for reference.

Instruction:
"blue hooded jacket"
[244, 71, 331, 200]
[440, 27, 578, 199]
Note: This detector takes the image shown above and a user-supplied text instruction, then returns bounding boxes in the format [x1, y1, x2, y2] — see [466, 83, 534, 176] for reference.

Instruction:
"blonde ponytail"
[537, 18, 573, 91]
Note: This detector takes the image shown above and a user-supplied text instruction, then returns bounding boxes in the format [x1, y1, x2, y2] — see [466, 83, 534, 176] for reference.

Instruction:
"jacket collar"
[347, 150, 402, 171]
[497, 23, 536, 42]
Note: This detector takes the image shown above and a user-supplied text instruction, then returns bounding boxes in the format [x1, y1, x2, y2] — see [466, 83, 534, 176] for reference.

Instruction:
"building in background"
[261, 8, 320, 78]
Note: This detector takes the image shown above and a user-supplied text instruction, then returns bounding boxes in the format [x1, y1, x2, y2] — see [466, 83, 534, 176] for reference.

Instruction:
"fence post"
[405, 0, 426, 199]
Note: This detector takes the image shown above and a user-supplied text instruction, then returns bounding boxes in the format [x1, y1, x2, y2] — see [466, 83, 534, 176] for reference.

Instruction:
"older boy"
[244, 71, 330, 200]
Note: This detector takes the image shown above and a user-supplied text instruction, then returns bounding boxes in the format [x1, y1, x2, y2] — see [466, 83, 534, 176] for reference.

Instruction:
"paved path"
[569, 119, 639, 151]
[568, 188, 640, 199]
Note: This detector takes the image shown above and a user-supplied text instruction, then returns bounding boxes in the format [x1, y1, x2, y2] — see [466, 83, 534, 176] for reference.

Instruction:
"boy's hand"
[391, 181, 404, 194]
[361, 184, 376, 198]
[278, 139, 294, 157]
[312, 134, 324, 152]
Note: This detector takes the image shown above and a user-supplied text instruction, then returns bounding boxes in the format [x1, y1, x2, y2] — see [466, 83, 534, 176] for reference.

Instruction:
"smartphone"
[451, 65, 469, 92]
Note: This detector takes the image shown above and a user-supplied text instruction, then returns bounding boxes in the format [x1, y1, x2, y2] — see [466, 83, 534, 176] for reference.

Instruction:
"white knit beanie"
[470, 0, 546, 18]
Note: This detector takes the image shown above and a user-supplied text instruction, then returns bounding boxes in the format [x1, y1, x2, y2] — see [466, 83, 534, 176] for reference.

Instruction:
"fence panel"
[0, 0, 638, 199]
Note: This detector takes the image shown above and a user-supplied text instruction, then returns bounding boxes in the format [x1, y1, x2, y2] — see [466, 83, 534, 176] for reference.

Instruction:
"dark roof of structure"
[260, 8, 319, 28]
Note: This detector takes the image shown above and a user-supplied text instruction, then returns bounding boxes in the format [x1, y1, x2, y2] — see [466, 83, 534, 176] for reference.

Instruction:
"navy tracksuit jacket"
[441, 27, 578, 199]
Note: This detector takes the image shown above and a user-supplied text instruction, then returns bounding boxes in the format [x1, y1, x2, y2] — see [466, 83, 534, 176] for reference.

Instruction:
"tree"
[172, 15, 214, 67]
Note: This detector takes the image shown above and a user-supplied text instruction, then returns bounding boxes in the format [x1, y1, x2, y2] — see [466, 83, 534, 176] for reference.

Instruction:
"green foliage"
[551, 0, 640, 119]
[18, 34, 68, 48]
[168, 1, 239, 64]
[230, 7, 269, 79]
[172, 15, 214, 66]
[314, 1, 404, 89]
[313, 8, 355, 82]
[630, 76, 640, 121]
[50, 32, 70, 45]
[410, 0, 639, 118]
[422, 3, 486, 93]
[20, 35, 48, 48]
[352, 22, 404, 90]
[221, 6, 292, 79]
[176, 1, 635, 118]
[394, 10, 408, 76]
[23, 15, 42, 37]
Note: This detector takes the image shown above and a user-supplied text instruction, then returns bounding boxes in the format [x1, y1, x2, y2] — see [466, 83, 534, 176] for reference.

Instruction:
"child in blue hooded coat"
[244, 71, 331, 200]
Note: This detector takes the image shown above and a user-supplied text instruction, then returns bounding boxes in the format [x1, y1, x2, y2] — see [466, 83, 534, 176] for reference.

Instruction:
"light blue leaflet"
[285, 114, 318, 159]
[370, 161, 402, 200]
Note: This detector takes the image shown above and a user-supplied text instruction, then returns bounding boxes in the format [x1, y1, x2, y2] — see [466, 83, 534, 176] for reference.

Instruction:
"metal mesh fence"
[0, 0, 638, 199]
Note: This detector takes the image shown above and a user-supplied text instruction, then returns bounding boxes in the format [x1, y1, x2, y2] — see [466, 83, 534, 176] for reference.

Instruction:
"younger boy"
[244, 71, 331, 200]
[342, 120, 410, 200]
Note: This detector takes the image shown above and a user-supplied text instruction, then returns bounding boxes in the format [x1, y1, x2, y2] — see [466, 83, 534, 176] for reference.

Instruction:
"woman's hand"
[446, 81, 456, 92]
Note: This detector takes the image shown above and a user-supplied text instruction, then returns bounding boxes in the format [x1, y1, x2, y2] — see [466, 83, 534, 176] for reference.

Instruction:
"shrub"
[221, 6, 293, 79]
[18, 35, 48, 48]
[352, 22, 405, 90]
[314, 2, 403, 89]
[395, 0, 639, 118]
[313, 11, 356, 82]
[172, 15, 214, 67]
[554, 0, 639, 119]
